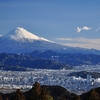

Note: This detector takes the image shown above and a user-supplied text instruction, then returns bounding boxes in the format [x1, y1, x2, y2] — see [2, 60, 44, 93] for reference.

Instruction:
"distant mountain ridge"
[0, 27, 100, 54]
[0, 53, 71, 71]
[29, 50, 100, 66]
[1, 51, 100, 71]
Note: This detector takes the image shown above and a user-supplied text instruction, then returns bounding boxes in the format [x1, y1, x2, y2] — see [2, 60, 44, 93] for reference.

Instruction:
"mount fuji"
[0, 27, 100, 54]
[0, 27, 51, 42]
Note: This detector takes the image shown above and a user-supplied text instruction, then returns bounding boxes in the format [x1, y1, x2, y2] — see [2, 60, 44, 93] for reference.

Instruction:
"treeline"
[1, 82, 100, 100]
[0, 82, 53, 100]
[0, 82, 79, 100]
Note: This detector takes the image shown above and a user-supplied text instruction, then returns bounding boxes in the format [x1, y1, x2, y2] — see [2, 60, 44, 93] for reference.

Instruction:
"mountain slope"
[29, 50, 100, 66]
[0, 27, 68, 53]
[1, 27, 51, 42]
[0, 53, 71, 70]
[0, 27, 100, 54]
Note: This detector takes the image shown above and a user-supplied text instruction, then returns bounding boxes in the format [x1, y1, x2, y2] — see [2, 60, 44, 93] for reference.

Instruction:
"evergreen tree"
[29, 82, 53, 100]
[40, 87, 53, 100]
[88, 89, 100, 100]
[29, 82, 42, 100]
[72, 95, 81, 100]
[11, 89, 26, 100]
[40, 87, 49, 100]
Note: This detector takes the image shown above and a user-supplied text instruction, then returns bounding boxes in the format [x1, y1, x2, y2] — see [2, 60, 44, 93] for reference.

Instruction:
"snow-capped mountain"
[0, 27, 100, 54]
[1, 27, 51, 42]
[0, 27, 65, 53]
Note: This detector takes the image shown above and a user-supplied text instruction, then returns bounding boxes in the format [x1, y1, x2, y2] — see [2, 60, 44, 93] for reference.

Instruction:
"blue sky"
[0, 0, 100, 49]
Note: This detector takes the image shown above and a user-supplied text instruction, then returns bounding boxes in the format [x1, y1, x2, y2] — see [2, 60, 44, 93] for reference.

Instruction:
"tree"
[72, 95, 81, 100]
[40, 87, 50, 100]
[29, 82, 53, 100]
[11, 89, 26, 100]
[88, 89, 100, 100]
[29, 82, 42, 100]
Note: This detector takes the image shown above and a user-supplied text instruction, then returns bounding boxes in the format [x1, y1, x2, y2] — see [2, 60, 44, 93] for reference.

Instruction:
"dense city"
[0, 65, 100, 94]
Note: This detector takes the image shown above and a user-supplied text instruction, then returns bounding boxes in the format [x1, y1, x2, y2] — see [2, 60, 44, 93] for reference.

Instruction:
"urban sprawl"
[0, 65, 100, 94]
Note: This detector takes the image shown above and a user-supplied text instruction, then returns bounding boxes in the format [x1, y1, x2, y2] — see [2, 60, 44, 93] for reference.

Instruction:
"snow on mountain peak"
[10, 27, 40, 41]
[3, 27, 51, 42]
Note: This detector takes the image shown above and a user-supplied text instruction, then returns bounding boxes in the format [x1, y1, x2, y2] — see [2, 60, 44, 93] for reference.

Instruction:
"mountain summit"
[0, 27, 100, 54]
[1, 27, 51, 42]
[0, 27, 63, 53]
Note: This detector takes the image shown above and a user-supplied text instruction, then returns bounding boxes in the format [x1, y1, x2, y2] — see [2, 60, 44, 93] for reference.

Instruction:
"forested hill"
[68, 71, 100, 78]
[0, 53, 71, 71]
[29, 50, 100, 66]
[1, 50, 100, 71]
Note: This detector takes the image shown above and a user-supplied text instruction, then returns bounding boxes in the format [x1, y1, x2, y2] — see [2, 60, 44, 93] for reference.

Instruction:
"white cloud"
[76, 26, 91, 33]
[56, 37, 100, 50]
[0, 35, 2, 37]
[76, 27, 81, 33]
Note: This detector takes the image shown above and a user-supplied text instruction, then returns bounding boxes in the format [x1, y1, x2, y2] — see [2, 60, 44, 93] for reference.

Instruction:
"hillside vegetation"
[1, 82, 100, 100]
